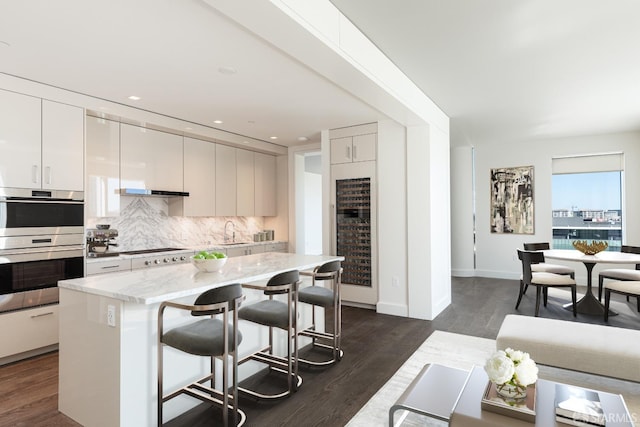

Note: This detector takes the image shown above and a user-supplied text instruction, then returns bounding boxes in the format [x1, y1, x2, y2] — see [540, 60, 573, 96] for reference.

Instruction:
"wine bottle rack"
[336, 177, 371, 287]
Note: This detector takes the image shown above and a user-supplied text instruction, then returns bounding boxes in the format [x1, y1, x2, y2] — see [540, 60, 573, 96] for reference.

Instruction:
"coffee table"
[449, 366, 633, 426]
[389, 364, 469, 426]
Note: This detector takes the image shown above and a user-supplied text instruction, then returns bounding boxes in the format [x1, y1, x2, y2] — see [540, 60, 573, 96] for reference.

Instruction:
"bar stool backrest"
[265, 270, 300, 295]
[191, 283, 243, 316]
[314, 260, 342, 281]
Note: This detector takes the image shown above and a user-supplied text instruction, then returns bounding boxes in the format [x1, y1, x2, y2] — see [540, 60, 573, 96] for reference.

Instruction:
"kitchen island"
[58, 252, 342, 427]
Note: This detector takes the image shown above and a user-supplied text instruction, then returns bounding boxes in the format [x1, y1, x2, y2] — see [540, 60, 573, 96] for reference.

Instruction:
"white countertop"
[62, 252, 342, 304]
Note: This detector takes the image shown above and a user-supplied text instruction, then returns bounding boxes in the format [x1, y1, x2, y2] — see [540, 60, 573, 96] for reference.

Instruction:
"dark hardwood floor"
[1, 277, 638, 427]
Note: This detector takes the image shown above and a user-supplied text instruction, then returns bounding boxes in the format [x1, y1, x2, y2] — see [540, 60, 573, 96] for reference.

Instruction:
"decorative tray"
[481, 381, 536, 423]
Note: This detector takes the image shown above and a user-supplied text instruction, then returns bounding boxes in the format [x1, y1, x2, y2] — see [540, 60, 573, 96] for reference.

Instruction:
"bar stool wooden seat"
[157, 283, 245, 427]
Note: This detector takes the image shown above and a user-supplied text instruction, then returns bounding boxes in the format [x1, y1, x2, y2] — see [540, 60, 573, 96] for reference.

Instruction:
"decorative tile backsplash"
[87, 196, 266, 251]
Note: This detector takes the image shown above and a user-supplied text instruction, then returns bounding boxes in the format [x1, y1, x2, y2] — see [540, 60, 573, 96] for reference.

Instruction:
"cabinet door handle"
[44, 166, 52, 185]
[346, 145, 351, 160]
[353, 144, 358, 160]
[101, 265, 120, 270]
[32, 165, 39, 184]
[31, 311, 54, 319]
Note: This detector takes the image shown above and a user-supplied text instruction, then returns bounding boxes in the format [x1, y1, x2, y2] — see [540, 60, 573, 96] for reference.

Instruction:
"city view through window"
[551, 171, 622, 251]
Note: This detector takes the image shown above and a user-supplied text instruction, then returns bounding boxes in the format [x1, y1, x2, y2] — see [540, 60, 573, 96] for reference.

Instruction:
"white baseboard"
[376, 301, 408, 317]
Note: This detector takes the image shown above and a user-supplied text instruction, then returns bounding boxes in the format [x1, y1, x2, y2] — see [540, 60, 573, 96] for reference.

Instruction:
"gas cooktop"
[120, 248, 186, 255]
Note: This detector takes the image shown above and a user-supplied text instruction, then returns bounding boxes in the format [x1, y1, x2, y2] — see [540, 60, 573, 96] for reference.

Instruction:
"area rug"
[346, 330, 640, 426]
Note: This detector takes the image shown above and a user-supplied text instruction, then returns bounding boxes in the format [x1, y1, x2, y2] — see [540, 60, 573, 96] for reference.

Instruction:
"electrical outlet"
[107, 305, 116, 327]
[392, 276, 399, 288]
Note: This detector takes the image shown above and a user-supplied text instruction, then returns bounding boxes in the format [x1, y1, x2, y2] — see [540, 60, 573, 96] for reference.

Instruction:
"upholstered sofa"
[496, 314, 640, 382]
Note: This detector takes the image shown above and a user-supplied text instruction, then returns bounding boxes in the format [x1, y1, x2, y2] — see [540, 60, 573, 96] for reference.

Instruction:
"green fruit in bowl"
[213, 252, 226, 259]
[193, 253, 205, 260]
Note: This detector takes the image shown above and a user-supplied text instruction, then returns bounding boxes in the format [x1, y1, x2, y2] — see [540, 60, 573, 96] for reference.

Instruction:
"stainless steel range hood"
[120, 189, 189, 197]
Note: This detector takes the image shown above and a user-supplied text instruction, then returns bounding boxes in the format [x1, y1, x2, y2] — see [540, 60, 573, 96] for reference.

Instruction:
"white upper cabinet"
[183, 137, 216, 216]
[0, 90, 83, 191]
[330, 136, 352, 164]
[254, 152, 277, 216]
[352, 133, 376, 162]
[330, 133, 376, 164]
[41, 100, 84, 191]
[215, 144, 237, 216]
[86, 117, 120, 217]
[0, 90, 41, 189]
[236, 148, 255, 216]
[120, 124, 183, 191]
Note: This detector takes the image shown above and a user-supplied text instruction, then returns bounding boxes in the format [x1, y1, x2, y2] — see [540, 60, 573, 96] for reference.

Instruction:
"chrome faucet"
[224, 220, 235, 243]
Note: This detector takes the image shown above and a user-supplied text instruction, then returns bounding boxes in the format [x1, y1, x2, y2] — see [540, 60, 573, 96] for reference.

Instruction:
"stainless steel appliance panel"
[0, 188, 84, 237]
[0, 249, 83, 299]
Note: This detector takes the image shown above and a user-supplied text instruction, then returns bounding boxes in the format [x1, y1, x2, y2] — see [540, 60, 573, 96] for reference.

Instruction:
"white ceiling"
[2, 1, 639, 149]
[331, 0, 640, 146]
[0, 0, 386, 148]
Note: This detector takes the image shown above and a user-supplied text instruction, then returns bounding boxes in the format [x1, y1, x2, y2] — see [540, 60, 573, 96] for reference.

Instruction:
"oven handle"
[0, 199, 84, 205]
[0, 247, 84, 263]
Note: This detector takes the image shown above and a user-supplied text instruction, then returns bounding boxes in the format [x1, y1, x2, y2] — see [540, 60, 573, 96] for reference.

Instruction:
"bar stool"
[297, 260, 343, 366]
[157, 284, 245, 427]
[238, 270, 302, 399]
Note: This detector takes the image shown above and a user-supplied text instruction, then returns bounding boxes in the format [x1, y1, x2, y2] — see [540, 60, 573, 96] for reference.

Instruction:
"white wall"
[406, 124, 452, 320]
[452, 131, 640, 283]
[451, 146, 475, 277]
[376, 120, 408, 316]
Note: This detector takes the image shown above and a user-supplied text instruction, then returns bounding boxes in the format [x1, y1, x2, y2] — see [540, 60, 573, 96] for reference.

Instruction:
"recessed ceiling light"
[269, 136, 278, 140]
[185, 127, 193, 130]
[297, 136, 308, 142]
[128, 95, 141, 101]
[0, 40, 10, 48]
[218, 66, 237, 75]
[213, 120, 223, 124]
[243, 141, 250, 144]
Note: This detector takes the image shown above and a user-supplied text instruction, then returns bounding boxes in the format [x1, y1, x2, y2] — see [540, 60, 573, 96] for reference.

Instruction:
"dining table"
[543, 249, 640, 316]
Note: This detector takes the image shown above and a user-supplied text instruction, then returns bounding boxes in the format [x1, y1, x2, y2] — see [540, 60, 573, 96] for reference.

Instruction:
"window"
[551, 154, 623, 251]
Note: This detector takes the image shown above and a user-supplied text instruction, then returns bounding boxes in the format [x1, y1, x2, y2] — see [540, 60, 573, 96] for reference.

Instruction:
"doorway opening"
[294, 150, 322, 255]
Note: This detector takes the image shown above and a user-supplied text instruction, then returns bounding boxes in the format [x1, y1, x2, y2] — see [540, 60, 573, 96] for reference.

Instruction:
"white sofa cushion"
[496, 314, 640, 382]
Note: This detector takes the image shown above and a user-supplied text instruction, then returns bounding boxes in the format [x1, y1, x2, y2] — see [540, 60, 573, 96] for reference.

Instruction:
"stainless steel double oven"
[0, 188, 84, 313]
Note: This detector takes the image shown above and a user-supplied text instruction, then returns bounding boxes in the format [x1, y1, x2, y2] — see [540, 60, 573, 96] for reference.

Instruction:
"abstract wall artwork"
[490, 166, 534, 234]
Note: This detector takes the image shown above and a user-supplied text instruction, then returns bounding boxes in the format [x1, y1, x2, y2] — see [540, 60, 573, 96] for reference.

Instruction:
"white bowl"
[191, 256, 227, 272]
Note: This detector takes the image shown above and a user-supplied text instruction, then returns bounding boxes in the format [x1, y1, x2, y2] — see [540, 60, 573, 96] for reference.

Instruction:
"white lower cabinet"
[264, 242, 287, 253]
[225, 243, 286, 257]
[225, 245, 263, 257]
[0, 305, 59, 364]
[86, 259, 132, 276]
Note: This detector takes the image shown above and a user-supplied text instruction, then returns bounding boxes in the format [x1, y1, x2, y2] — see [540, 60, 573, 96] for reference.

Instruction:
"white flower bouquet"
[484, 348, 538, 398]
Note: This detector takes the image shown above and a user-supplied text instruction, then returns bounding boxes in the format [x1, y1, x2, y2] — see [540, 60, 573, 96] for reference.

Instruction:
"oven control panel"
[130, 251, 194, 270]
